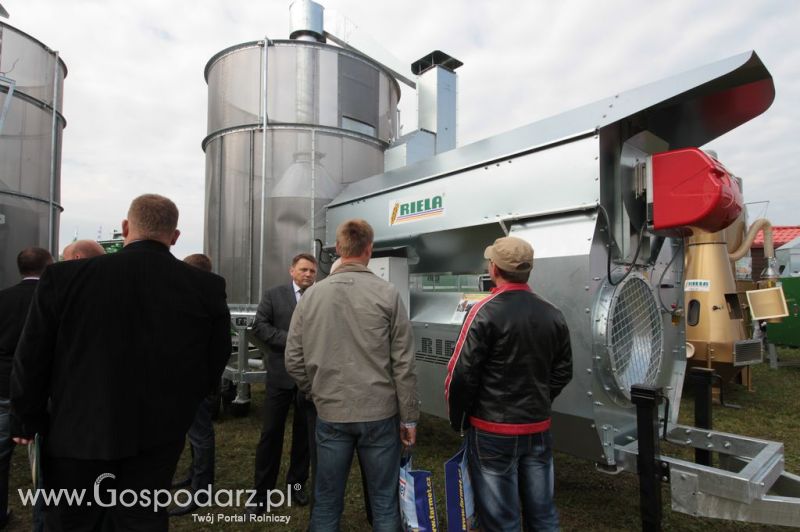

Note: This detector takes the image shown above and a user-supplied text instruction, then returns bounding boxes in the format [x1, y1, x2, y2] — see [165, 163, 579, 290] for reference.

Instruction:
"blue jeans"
[186, 396, 215, 491]
[311, 416, 401, 532]
[0, 397, 44, 531]
[467, 428, 559, 532]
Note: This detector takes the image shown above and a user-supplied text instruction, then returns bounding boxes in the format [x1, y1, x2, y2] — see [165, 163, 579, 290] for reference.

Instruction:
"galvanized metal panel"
[510, 212, 597, 259]
[205, 126, 387, 304]
[692, 491, 800, 527]
[530, 252, 606, 461]
[418, 66, 457, 153]
[0, 22, 65, 290]
[669, 457, 800, 526]
[411, 292, 462, 419]
[508, 220, 596, 423]
[204, 40, 399, 145]
[330, 51, 772, 208]
[406, 217, 607, 460]
[367, 257, 409, 316]
[551, 412, 604, 463]
[326, 136, 600, 246]
[588, 232, 686, 464]
[339, 53, 380, 131]
[384, 130, 435, 171]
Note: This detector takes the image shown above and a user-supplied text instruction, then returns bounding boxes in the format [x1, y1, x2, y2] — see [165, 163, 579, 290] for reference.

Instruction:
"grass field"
[8, 347, 800, 531]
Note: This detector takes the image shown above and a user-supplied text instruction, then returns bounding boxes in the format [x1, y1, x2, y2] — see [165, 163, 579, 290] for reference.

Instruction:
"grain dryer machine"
[325, 50, 800, 525]
[203, 0, 800, 525]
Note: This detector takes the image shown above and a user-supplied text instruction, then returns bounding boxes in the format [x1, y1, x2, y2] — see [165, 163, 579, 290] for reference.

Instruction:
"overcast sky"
[7, 0, 800, 258]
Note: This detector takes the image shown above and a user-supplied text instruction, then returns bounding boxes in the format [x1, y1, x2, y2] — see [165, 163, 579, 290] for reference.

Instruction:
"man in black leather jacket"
[445, 236, 572, 532]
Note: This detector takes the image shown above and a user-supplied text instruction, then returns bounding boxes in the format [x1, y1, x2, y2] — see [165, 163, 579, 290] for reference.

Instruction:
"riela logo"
[389, 194, 444, 225]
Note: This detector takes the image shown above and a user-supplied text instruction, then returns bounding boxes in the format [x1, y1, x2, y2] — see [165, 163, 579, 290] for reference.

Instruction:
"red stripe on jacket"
[469, 416, 551, 435]
[443, 283, 532, 405]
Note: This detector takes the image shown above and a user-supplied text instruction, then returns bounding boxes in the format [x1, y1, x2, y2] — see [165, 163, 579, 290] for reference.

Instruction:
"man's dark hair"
[17, 247, 54, 277]
[291, 253, 317, 266]
[183, 253, 213, 272]
[495, 266, 530, 284]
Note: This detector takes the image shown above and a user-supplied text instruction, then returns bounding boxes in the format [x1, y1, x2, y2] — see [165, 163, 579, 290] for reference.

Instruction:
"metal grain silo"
[203, 33, 399, 303]
[0, 20, 66, 289]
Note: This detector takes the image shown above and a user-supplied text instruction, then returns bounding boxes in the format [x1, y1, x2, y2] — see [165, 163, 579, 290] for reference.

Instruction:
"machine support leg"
[689, 367, 714, 466]
[768, 342, 779, 369]
[631, 384, 663, 532]
[235, 326, 250, 403]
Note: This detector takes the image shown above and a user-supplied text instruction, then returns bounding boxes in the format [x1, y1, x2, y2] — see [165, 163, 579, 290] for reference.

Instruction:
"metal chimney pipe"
[289, 0, 325, 42]
[411, 51, 463, 154]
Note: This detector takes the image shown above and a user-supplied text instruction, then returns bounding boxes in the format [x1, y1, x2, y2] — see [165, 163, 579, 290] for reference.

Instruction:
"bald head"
[183, 253, 212, 272]
[122, 194, 180, 247]
[63, 240, 106, 261]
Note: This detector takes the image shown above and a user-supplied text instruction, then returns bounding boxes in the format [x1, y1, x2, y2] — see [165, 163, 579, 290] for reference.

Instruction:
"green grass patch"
[7, 347, 799, 530]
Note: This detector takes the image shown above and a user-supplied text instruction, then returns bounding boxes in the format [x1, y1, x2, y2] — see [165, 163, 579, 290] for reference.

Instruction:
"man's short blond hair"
[128, 194, 179, 240]
[336, 219, 374, 258]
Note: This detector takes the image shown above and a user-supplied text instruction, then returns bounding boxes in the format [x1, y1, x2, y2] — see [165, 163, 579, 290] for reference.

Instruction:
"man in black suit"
[0, 247, 53, 529]
[10, 194, 231, 531]
[249, 253, 317, 512]
[169, 253, 218, 518]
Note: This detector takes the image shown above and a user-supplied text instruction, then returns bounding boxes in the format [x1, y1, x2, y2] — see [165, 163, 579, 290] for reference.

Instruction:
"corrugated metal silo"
[203, 38, 398, 304]
[0, 21, 66, 289]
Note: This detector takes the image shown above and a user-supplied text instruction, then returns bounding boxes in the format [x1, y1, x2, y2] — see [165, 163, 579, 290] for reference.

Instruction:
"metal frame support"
[258, 37, 271, 300]
[233, 323, 251, 406]
[689, 367, 714, 466]
[631, 384, 663, 532]
[222, 309, 267, 417]
[48, 51, 60, 253]
[768, 341, 800, 369]
[768, 342, 779, 369]
[0, 74, 16, 135]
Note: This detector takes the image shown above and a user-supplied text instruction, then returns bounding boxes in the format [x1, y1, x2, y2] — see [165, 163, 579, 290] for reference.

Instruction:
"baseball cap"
[484, 236, 533, 273]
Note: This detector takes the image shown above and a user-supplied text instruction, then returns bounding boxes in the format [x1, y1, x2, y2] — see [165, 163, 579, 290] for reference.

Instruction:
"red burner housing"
[651, 148, 742, 235]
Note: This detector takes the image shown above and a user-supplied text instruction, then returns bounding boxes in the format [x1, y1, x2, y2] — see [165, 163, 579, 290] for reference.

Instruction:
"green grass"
[8, 347, 800, 530]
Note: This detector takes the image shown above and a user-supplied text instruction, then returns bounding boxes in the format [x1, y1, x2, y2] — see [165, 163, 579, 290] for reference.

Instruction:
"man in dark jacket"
[10, 194, 231, 531]
[169, 253, 219, 518]
[248, 253, 316, 512]
[0, 247, 52, 529]
[445, 236, 572, 532]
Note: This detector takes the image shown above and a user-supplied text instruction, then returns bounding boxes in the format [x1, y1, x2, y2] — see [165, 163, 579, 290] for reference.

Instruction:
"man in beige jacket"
[286, 218, 418, 531]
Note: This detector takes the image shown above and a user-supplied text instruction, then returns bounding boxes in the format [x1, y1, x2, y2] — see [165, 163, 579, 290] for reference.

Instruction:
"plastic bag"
[444, 445, 479, 532]
[399, 453, 440, 531]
